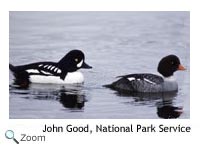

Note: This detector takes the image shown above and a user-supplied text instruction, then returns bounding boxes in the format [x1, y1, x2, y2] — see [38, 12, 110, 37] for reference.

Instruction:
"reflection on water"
[157, 105, 182, 119]
[59, 90, 86, 109]
[10, 82, 182, 118]
[10, 83, 86, 110]
[156, 92, 183, 119]
[114, 90, 182, 119]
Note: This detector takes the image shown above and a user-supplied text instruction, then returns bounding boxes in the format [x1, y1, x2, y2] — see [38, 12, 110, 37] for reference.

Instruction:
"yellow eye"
[75, 58, 78, 62]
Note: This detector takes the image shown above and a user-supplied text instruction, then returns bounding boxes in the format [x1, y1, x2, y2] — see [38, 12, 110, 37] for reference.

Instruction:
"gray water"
[9, 12, 190, 119]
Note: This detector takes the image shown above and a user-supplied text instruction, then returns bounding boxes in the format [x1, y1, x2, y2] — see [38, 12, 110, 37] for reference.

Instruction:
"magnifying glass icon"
[5, 130, 19, 144]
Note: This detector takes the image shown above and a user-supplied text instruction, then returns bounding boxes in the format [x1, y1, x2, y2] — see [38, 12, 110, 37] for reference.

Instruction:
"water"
[9, 12, 190, 119]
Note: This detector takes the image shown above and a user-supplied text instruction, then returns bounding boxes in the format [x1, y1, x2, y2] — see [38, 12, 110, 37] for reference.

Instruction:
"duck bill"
[178, 64, 186, 70]
[81, 62, 92, 69]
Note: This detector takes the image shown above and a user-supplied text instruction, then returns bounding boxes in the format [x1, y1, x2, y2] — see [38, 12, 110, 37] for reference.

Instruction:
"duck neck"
[163, 76, 176, 82]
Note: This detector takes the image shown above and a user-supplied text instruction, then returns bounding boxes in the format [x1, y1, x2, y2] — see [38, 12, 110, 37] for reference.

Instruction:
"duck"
[104, 55, 186, 93]
[9, 50, 92, 85]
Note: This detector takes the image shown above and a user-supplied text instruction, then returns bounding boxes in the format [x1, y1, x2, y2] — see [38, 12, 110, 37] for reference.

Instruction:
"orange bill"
[178, 64, 186, 70]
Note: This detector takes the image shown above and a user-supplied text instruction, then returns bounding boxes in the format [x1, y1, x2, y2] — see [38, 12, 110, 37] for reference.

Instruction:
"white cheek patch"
[77, 60, 83, 68]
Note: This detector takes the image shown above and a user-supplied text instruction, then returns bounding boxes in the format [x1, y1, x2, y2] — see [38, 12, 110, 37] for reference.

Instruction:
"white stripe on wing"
[26, 69, 39, 74]
[127, 77, 135, 81]
[144, 78, 156, 85]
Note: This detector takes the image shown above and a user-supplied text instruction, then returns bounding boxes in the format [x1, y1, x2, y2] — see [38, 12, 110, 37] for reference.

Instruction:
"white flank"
[144, 78, 156, 85]
[127, 77, 135, 81]
[26, 69, 39, 74]
[30, 71, 84, 84]
[77, 60, 83, 68]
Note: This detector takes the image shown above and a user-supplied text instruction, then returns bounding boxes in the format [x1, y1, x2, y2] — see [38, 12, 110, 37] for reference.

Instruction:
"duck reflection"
[115, 91, 183, 119]
[156, 92, 183, 119]
[59, 90, 86, 109]
[157, 105, 183, 119]
[9, 83, 86, 110]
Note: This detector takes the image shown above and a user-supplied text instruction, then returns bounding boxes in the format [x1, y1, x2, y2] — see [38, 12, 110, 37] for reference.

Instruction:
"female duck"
[105, 55, 186, 93]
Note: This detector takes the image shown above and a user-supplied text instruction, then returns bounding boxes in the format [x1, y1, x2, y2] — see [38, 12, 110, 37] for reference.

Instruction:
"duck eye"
[171, 61, 174, 65]
[75, 58, 78, 62]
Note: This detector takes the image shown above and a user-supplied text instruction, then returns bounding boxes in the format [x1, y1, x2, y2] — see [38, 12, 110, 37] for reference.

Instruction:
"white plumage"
[29, 71, 84, 84]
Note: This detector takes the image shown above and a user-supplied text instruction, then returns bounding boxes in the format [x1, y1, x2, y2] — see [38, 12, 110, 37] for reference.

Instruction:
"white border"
[0, 0, 199, 145]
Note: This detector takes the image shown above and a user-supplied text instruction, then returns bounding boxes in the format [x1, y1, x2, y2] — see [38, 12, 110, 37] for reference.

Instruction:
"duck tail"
[103, 83, 114, 89]
[9, 63, 16, 72]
